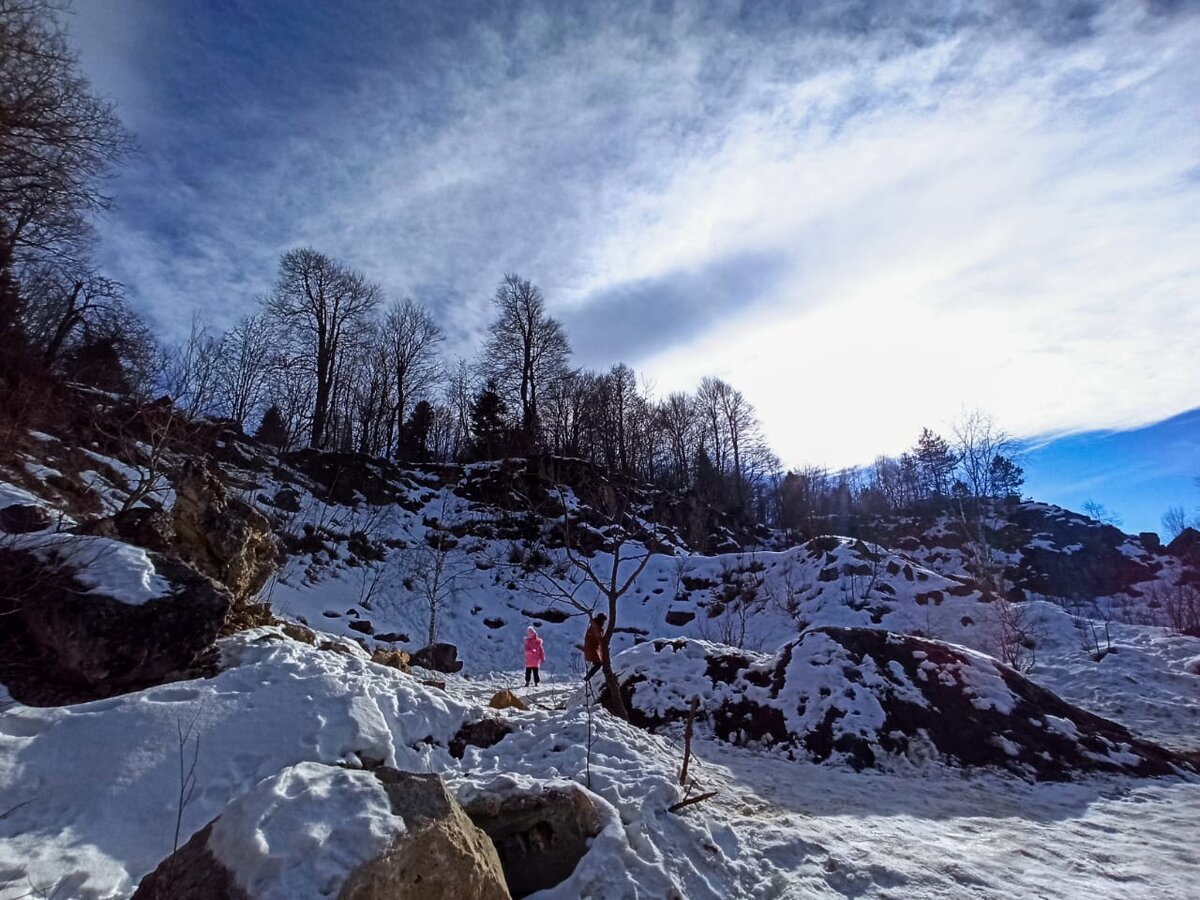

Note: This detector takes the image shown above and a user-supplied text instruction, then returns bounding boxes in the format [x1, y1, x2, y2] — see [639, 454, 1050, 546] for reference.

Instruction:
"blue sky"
[68, 0, 1199, 531]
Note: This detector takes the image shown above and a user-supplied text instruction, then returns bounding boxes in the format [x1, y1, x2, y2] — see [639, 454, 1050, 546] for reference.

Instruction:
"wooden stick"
[679, 695, 699, 786]
[668, 791, 717, 814]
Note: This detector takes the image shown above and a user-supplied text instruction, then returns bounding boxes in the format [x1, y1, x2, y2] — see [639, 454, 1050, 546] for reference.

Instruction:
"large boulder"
[171, 460, 277, 601]
[605, 629, 1199, 781]
[410, 642, 464, 673]
[132, 763, 510, 900]
[0, 535, 230, 701]
[462, 782, 603, 898]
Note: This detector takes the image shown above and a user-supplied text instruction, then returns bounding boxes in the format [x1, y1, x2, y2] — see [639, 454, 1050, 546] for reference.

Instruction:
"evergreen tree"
[255, 404, 289, 449]
[401, 399, 435, 462]
[469, 380, 512, 460]
[913, 428, 957, 499]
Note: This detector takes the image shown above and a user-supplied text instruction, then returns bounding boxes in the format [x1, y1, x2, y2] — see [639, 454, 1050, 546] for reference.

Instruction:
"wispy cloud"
[71, 0, 1200, 467]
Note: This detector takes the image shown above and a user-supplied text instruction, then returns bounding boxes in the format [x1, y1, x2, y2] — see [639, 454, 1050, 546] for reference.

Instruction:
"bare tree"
[526, 481, 656, 720]
[481, 273, 570, 448]
[381, 297, 443, 459]
[265, 248, 381, 448]
[214, 313, 273, 427]
[162, 314, 222, 417]
[658, 391, 697, 489]
[409, 494, 473, 644]
[952, 409, 1019, 499]
[0, 0, 134, 338]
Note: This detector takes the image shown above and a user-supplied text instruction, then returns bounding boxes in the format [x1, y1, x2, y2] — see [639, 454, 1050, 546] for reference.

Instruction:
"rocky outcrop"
[605, 629, 1199, 781]
[134, 764, 509, 900]
[283, 449, 425, 509]
[411, 642, 464, 673]
[171, 460, 277, 602]
[463, 783, 603, 898]
[0, 539, 230, 702]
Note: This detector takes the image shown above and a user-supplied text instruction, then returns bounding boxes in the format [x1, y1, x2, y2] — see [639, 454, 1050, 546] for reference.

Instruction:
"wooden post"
[679, 695, 699, 786]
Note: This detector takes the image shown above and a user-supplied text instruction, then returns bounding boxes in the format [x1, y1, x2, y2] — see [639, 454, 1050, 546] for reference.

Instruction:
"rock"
[371, 648, 411, 671]
[605, 629, 1197, 781]
[1166, 527, 1200, 562]
[78, 506, 175, 553]
[279, 621, 316, 644]
[488, 690, 527, 711]
[520, 608, 570, 624]
[342, 769, 510, 900]
[1139, 532, 1161, 552]
[411, 642, 464, 673]
[131, 822, 248, 900]
[665, 609, 695, 626]
[0, 503, 52, 534]
[272, 487, 302, 512]
[484, 617, 505, 629]
[450, 718, 515, 759]
[349, 619, 375, 635]
[171, 460, 277, 602]
[0, 540, 230, 700]
[374, 631, 410, 643]
[463, 783, 603, 897]
[133, 764, 509, 900]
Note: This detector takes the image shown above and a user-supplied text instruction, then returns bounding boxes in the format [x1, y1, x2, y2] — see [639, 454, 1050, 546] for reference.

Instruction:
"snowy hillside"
[2, 413, 1199, 898]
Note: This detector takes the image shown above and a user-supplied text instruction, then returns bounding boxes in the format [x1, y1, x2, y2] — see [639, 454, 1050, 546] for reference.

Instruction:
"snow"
[0, 628, 475, 898]
[0, 482, 49, 514]
[208, 763, 400, 900]
[4, 441, 1200, 897]
[8, 533, 169, 605]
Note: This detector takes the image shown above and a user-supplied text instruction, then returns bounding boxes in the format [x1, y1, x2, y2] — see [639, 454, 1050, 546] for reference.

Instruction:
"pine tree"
[255, 404, 289, 449]
[402, 399, 435, 462]
[469, 380, 512, 461]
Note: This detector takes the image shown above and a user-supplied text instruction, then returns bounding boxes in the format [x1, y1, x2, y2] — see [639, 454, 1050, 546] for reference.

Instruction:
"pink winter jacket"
[524, 629, 545, 668]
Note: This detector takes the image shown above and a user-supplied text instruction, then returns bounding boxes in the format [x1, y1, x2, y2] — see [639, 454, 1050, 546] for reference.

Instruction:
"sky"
[67, 0, 1198, 532]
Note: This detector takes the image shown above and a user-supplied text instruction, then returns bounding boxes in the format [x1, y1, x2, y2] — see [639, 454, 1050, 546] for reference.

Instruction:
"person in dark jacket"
[583, 613, 607, 680]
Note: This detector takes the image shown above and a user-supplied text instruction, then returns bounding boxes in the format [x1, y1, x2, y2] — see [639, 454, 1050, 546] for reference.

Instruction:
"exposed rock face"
[0, 503, 52, 533]
[606, 629, 1198, 781]
[1167, 527, 1200, 563]
[133, 765, 509, 900]
[0, 541, 230, 701]
[171, 460, 277, 602]
[463, 784, 603, 898]
[283, 449, 425, 509]
[411, 642, 464, 673]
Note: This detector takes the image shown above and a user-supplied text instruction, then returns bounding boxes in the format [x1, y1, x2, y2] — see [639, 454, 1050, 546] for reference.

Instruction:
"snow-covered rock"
[132, 764, 509, 900]
[0, 535, 230, 699]
[606, 629, 1200, 781]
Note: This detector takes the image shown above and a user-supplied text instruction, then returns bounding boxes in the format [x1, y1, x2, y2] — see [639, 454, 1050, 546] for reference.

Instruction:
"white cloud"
[70, 1, 1200, 469]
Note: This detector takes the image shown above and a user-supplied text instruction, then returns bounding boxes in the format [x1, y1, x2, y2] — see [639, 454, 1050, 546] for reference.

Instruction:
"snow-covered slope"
[3, 415, 1199, 898]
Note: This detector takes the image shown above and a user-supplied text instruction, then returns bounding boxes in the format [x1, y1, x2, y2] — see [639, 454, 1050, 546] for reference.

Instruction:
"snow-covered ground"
[4, 635, 1195, 899]
[3, 434, 1199, 898]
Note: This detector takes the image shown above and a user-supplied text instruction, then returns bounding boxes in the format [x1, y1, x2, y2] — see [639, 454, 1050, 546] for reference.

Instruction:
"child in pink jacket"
[524, 626, 545, 687]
